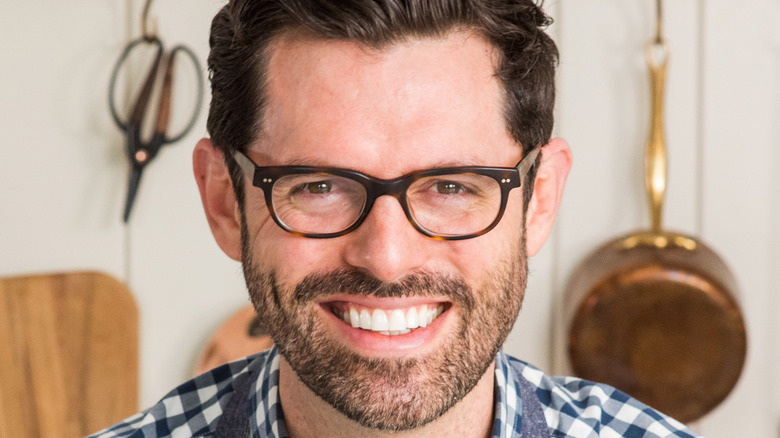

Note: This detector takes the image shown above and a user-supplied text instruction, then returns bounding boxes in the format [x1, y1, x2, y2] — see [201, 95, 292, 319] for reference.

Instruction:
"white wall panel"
[0, 2, 127, 279]
[695, 1, 780, 436]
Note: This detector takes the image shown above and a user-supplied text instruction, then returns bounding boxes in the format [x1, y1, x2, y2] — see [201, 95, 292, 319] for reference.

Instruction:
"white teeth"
[359, 309, 371, 329]
[418, 305, 429, 327]
[389, 309, 406, 331]
[371, 309, 389, 331]
[336, 304, 446, 335]
[406, 307, 418, 329]
[349, 308, 360, 328]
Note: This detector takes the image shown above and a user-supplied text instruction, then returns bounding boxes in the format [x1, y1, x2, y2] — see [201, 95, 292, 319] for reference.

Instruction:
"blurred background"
[0, 1, 777, 436]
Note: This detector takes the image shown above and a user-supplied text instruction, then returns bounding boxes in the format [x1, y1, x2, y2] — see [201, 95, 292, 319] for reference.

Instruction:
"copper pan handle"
[620, 42, 694, 251]
[645, 40, 669, 233]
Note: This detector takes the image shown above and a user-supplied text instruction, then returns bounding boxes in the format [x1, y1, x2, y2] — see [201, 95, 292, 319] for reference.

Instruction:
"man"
[92, 0, 701, 436]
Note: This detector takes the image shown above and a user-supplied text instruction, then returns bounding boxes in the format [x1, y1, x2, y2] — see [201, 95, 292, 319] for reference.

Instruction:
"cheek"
[243, 189, 346, 276]
[248, 227, 345, 290]
[445, 224, 523, 289]
[494, 191, 527, 250]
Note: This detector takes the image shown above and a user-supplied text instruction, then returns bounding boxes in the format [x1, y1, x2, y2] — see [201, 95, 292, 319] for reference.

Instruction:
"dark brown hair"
[206, 0, 558, 207]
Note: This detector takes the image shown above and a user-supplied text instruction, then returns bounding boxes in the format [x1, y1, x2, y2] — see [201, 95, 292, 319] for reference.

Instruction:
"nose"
[341, 195, 430, 283]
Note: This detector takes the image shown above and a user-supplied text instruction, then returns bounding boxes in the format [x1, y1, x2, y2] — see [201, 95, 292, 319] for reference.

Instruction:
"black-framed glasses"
[233, 146, 540, 240]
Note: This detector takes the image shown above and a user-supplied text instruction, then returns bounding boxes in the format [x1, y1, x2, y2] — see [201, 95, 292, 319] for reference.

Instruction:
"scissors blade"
[122, 163, 145, 223]
[120, 41, 164, 223]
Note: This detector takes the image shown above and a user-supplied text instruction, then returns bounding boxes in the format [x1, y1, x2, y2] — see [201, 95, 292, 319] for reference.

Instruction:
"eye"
[435, 181, 466, 195]
[304, 181, 332, 194]
[287, 179, 334, 196]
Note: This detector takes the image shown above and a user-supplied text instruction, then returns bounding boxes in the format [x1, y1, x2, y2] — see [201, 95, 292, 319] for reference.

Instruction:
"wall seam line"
[695, 0, 706, 237]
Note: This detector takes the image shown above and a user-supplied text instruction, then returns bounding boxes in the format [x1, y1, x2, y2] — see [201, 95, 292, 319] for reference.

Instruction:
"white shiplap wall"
[0, 1, 777, 436]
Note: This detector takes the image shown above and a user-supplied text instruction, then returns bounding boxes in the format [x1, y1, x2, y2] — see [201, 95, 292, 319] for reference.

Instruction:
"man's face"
[241, 31, 529, 430]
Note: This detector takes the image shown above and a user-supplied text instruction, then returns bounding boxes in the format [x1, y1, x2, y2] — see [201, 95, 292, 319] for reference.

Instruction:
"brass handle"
[644, 40, 668, 233]
[618, 39, 696, 252]
[616, 230, 697, 251]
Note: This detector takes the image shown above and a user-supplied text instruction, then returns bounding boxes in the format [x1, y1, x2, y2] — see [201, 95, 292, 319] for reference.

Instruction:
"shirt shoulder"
[504, 354, 703, 438]
[87, 351, 270, 438]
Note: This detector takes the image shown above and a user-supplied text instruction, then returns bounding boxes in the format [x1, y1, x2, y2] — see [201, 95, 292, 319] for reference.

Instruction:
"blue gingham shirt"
[89, 347, 702, 437]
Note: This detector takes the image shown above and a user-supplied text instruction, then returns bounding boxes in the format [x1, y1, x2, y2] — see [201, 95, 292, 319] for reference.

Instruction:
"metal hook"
[141, 0, 158, 41]
[653, 0, 664, 44]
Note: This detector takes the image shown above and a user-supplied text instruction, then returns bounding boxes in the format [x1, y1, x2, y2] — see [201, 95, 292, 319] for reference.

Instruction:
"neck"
[277, 357, 495, 438]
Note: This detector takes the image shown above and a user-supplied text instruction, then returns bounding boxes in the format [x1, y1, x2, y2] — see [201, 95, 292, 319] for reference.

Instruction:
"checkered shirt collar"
[248, 347, 516, 438]
[492, 350, 524, 438]
[247, 347, 287, 437]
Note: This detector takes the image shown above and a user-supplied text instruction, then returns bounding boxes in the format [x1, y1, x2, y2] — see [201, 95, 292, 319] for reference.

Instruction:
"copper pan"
[565, 41, 747, 423]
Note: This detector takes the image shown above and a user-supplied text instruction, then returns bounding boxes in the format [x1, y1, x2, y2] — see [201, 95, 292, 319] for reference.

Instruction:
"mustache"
[292, 269, 475, 308]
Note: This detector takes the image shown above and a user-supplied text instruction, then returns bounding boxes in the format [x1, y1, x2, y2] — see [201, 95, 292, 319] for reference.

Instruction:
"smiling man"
[92, 1, 701, 437]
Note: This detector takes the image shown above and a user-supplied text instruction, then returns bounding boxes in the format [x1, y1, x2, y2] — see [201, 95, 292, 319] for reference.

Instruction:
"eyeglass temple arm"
[516, 146, 541, 177]
[233, 151, 256, 180]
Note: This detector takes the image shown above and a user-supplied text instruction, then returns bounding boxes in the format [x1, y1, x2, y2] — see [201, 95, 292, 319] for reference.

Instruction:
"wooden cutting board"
[0, 272, 138, 438]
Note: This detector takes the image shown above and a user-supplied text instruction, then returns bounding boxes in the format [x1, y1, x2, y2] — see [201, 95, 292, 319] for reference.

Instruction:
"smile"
[327, 302, 447, 336]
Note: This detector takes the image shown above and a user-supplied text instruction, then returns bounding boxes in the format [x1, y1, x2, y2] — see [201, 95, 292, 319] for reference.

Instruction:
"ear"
[524, 137, 572, 257]
[193, 138, 242, 261]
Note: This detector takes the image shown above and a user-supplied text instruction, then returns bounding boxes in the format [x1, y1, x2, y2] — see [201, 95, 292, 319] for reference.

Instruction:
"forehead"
[255, 31, 520, 172]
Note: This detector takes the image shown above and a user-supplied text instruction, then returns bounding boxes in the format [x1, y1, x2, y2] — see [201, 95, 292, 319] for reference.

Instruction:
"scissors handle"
[108, 37, 203, 145]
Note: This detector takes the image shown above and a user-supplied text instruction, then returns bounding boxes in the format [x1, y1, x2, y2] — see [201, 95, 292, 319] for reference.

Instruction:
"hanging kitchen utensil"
[108, 0, 204, 222]
[565, 0, 747, 423]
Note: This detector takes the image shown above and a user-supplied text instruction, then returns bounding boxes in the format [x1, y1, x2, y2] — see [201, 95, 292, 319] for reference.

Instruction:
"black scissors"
[109, 36, 203, 222]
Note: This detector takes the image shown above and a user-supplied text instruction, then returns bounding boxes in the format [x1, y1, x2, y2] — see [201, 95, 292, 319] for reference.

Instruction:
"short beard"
[240, 220, 527, 431]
